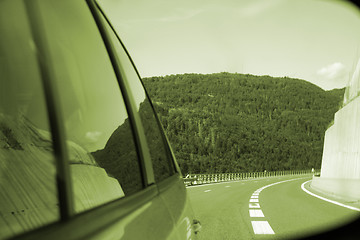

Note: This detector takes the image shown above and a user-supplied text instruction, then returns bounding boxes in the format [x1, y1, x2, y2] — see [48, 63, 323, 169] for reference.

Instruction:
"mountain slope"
[143, 72, 344, 174]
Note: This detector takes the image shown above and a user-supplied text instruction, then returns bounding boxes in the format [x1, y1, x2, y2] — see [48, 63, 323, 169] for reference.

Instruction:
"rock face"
[312, 58, 360, 201]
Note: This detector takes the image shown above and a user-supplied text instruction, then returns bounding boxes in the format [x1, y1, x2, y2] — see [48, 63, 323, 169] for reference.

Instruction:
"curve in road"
[187, 175, 359, 240]
[248, 177, 306, 235]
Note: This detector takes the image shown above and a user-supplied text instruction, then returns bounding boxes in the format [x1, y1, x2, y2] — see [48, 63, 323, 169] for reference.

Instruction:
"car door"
[1, 0, 180, 239]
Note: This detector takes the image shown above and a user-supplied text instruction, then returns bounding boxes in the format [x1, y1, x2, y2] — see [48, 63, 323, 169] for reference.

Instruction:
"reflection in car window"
[37, 0, 143, 213]
[0, 0, 59, 238]
[102, 16, 176, 182]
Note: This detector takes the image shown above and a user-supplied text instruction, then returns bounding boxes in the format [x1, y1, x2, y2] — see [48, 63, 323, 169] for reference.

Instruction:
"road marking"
[251, 221, 275, 234]
[204, 190, 211, 192]
[248, 177, 308, 236]
[257, 177, 305, 191]
[249, 203, 261, 208]
[301, 180, 360, 212]
[249, 209, 265, 217]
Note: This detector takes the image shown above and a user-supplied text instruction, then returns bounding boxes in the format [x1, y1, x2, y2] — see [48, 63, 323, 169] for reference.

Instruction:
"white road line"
[204, 190, 211, 192]
[301, 180, 360, 212]
[251, 221, 275, 234]
[257, 177, 306, 192]
[249, 209, 265, 217]
[249, 203, 261, 208]
[248, 177, 308, 236]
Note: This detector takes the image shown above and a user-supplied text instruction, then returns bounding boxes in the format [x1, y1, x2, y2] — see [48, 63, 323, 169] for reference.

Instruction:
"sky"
[98, 0, 360, 90]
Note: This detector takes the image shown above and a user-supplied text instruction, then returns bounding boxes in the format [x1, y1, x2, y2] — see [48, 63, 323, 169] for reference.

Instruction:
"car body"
[0, 0, 199, 239]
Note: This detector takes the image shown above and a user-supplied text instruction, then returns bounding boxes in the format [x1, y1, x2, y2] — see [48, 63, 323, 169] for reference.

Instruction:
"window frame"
[93, 0, 180, 180]
[88, 0, 156, 187]
[24, 0, 74, 221]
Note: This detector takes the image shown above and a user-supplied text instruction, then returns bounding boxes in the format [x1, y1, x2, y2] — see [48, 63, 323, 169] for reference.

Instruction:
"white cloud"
[317, 62, 346, 79]
[85, 131, 103, 143]
[237, 0, 286, 18]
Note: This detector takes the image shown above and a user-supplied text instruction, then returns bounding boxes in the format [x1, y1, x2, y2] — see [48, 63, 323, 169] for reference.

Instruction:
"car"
[0, 0, 200, 239]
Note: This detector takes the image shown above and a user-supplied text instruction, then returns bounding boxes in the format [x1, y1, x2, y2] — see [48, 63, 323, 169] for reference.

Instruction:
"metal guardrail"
[184, 169, 320, 186]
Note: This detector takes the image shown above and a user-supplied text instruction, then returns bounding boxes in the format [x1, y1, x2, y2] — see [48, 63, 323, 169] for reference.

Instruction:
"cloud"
[85, 131, 103, 143]
[317, 62, 346, 79]
[237, 0, 286, 18]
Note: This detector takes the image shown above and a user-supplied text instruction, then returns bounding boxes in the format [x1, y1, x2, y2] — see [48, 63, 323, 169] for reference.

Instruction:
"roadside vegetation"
[142, 72, 344, 174]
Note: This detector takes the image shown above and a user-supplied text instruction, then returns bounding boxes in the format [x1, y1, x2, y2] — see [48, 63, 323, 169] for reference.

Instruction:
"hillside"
[142, 72, 344, 174]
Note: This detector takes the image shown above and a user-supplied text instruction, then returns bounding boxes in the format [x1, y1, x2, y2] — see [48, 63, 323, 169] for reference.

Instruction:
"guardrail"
[184, 169, 320, 186]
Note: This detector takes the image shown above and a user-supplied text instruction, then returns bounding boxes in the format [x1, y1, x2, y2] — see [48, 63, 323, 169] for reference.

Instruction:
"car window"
[0, 0, 59, 238]
[99, 12, 176, 182]
[36, 0, 143, 213]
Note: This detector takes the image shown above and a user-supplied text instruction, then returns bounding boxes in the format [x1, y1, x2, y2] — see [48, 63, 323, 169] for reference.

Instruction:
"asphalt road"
[187, 175, 360, 240]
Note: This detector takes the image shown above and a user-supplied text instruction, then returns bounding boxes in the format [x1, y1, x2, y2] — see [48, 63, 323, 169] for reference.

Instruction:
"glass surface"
[37, 0, 143, 213]
[0, 0, 59, 238]
[103, 17, 175, 182]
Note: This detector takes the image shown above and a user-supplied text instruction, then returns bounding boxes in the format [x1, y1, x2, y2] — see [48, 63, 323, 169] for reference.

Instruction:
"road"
[187, 175, 360, 240]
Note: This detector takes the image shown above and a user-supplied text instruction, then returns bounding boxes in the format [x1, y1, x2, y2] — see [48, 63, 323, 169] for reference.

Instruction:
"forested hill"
[142, 72, 344, 174]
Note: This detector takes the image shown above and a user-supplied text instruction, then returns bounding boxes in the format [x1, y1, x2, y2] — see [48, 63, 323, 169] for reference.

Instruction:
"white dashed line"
[301, 180, 360, 212]
[248, 177, 307, 235]
[249, 209, 265, 217]
[249, 203, 261, 208]
[251, 221, 275, 234]
[204, 190, 211, 192]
